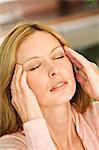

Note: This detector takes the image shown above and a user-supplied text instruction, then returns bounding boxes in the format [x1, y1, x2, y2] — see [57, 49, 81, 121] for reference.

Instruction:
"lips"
[50, 81, 68, 92]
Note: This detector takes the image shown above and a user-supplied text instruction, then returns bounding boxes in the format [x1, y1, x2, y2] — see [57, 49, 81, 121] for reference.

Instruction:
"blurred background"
[0, 0, 99, 65]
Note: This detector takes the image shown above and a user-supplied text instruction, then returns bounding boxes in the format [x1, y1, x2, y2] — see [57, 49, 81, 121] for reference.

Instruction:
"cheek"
[26, 72, 47, 101]
[27, 72, 42, 92]
[61, 58, 76, 92]
[61, 57, 74, 78]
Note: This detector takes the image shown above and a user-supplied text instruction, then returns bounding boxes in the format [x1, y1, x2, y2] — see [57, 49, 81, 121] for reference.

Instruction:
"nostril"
[52, 73, 56, 76]
[49, 68, 58, 78]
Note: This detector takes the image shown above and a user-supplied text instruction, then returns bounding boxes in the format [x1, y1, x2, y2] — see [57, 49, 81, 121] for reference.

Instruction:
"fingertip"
[23, 71, 27, 76]
[63, 45, 69, 54]
[16, 64, 22, 69]
[63, 45, 72, 53]
[64, 45, 68, 50]
[22, 71, 27, 80]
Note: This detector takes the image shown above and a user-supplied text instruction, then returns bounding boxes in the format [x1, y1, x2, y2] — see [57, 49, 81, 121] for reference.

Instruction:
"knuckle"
[90, 62, 97, 67]
[11, 99, 15, 106]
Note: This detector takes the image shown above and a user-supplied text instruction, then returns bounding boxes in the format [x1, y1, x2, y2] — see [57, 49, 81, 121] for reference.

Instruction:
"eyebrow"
[23, 45, 62, 64]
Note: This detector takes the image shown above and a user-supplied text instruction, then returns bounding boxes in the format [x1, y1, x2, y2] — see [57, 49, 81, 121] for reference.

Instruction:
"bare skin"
[11, 31, 99, 149]
[11, 64, 84, 150]
[41, 103, 85, 150]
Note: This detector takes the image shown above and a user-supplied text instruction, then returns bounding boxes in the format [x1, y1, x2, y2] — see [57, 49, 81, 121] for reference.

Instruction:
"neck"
[41, 102, 77, 148]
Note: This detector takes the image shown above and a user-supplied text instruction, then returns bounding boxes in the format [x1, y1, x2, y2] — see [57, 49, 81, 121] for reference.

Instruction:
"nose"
[48, 65, 59, 78]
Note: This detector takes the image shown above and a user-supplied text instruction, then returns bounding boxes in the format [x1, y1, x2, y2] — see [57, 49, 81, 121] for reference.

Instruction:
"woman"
[0, 21, 99, 150]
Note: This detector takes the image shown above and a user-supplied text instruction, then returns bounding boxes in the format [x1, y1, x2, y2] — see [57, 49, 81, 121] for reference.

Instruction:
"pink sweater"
[0, 102, 99, 150]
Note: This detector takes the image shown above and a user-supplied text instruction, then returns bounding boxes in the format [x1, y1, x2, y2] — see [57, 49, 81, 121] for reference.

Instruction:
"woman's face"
[16, 31, 76, 107]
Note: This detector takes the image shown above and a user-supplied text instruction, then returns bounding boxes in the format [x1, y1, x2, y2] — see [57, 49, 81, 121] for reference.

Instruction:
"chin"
[57, 93, 75, 105]
[39, 85, 76, 107]
[39, 95, 73, 107]
[54, 86, 76, 105]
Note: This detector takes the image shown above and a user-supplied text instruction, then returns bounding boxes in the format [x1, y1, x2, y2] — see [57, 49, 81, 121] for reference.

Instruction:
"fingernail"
[16, 64, 21, 69]
[16, 64, 18, 69]
[23, 71, 27, 76]
[64, 45, 67, 49]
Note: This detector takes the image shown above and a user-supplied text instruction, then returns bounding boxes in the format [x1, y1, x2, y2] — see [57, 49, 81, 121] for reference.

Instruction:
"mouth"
[50, 81, 68, 92]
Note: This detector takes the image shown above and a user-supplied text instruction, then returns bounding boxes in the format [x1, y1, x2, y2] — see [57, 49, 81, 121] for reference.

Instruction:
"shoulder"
[72, 101, 99, 139]
[82, 101, 99, 132]
[83, 101, 99, 120]
[0, 131, 27, 150]
[72, 101, 99, 120]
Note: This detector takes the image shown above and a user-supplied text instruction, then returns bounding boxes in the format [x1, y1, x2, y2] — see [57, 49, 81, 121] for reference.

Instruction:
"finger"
[69, 56, 83, 69]
[64, 46, 88, 68]
[89, 62, 97, 68]
[20, 71, 32, 94]
[10, 67, 23, 113]
[20, 71, 39, 103]
[10, 67, 17, 98]
[89, 62, 99, 75]
[11, 98, 18, 110]
[11, 98, 24, 119]
[14, 64, 23, 95]
[64, 45, 98, 80]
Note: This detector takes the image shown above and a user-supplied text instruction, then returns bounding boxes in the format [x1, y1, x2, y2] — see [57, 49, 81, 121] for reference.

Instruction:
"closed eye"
[55, 56, 64, 59]
[30, 64, 40, 71]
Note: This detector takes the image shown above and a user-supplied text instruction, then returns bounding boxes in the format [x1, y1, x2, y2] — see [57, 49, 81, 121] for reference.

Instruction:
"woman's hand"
[64, 46, 99, 101]
[11, 64, 43, 123]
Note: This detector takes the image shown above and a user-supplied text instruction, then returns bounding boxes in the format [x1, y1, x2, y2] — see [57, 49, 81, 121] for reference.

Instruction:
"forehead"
[16, 31, 61, 64]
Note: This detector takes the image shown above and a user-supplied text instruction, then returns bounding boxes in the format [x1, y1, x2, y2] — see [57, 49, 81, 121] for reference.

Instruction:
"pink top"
[0, 101, 99, 150]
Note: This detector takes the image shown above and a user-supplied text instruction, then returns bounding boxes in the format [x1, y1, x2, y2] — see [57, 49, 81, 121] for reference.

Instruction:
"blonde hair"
[0, 21, 91, 137]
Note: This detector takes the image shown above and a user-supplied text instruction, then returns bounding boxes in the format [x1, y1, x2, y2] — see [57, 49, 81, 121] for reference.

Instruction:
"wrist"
[22, 112, 43, 123]
[24, 115, 43, 123]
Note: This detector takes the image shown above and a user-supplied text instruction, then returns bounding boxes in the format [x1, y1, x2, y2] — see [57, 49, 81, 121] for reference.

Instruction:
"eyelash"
[30, 56, 64, 71]
[55, 56, 64, 59]
[30, 65, 40, 71]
